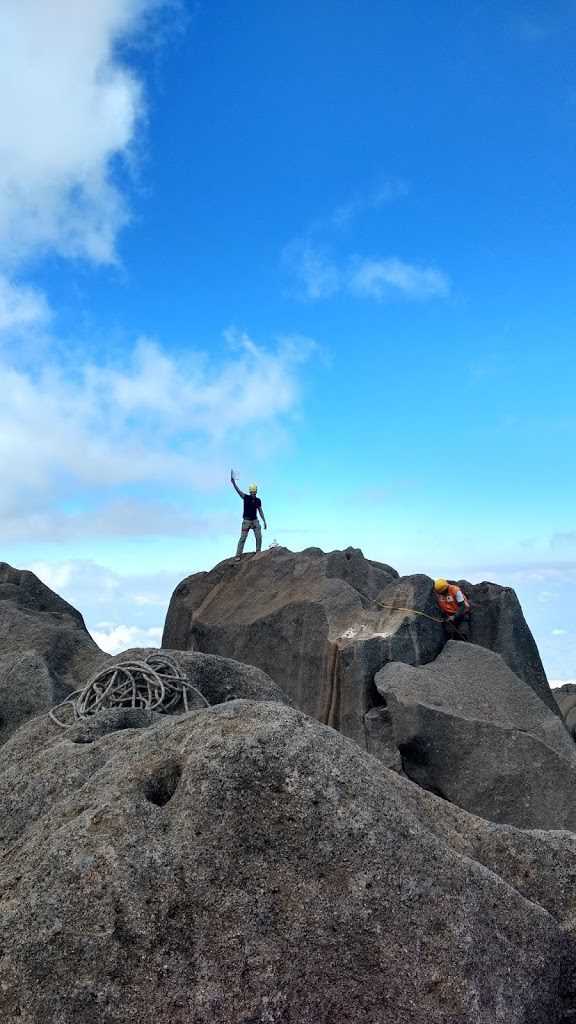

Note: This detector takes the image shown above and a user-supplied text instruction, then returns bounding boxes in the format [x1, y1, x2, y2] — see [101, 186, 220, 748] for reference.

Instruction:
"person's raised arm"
[230, 470, 244, 498]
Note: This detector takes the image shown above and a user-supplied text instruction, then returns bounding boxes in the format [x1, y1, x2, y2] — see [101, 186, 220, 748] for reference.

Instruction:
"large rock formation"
[0, 699, 574, 1023]
[162, 547, 560, 758]
[0, 557, 576, 1020]
[0, 563, 106, 744]
[462, 578, 556, 713]
[110, 646, 291, 709]
[162, 548, 443, 747]
[555, 683, 576, 738]
[376, 641, 576, 829]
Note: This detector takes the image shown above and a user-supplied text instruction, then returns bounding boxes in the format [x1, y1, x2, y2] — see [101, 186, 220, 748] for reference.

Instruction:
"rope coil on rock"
[49, 651, 209, 729]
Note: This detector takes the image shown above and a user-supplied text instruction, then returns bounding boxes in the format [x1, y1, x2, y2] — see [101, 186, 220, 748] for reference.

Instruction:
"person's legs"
[235, 520, 250, 557]
[445, 614, 470, 641]
[253, 520, 262, 551]
[456, 614, 470, 641]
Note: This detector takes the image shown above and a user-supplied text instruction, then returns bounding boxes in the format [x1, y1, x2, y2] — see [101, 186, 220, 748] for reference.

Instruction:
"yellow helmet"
[249, 483, 258, 493]
[434, 578, 449, 593]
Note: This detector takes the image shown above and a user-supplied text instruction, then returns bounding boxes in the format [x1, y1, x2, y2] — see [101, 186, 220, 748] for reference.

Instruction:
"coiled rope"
[49, 651, 209, 729]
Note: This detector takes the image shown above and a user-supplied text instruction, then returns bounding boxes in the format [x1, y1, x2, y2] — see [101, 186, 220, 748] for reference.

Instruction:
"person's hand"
[230, 469, 234, 481]
[264, 524, 267, 530]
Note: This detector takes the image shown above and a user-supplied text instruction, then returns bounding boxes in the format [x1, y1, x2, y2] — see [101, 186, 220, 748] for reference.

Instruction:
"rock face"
[162, 548, 444, 749]
[555, 683, 576, 737]
[58, 647, 292, 744]
[0, 699, 574, 1023]
[0, 563, 106, 744]
[376, 642, 576, 829]
[1, 557, 576, 1021]
[111, 646, 292, 709]
[0, 651, 69, 747]
[462, 578, 556, 713]
[162, 547, 560, 759]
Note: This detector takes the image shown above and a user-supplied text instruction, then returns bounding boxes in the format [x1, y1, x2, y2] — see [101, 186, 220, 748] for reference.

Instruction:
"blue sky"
[1, 0, 575, 679]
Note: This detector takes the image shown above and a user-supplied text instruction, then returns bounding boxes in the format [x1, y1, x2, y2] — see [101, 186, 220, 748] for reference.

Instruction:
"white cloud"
[0, 0, 170, 268]
[472, 562, 576, 586]
[552, 628, 567, 636]
[551, 531, 576, 548]
[4, 502, 233, 543]
[27, 555, 177, 622]
[349, 257, 450, 300]
[282, 241, 340, 300]
[90, 623, 163, 655]
[326, 180, 408, 230]
[27, 558, 175, 653]
[28, 559, 126, 602]
[284, 242, 450, 302]
[27, 560, 76, 594]
[1, 332, 314, 539]
[550, 679, 576, 689]
[101, 331, 316, 438]
[0, 274, 50, 330]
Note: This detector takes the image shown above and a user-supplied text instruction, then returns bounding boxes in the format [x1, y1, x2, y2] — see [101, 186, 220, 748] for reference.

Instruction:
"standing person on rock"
[434, 579, 471, 641]
[231, 470, 267, 559]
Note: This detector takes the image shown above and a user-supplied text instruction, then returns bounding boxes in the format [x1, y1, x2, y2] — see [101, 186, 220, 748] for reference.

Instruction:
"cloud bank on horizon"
[0, 331, 315, 540]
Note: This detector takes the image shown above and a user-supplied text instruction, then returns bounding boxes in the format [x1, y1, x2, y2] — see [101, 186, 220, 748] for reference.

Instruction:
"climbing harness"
[49, 651, 209, 729]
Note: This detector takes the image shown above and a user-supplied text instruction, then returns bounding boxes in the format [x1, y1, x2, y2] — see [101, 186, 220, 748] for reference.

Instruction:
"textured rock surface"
[0, 700, 572, 1023]
[162, 548, 446, 752]
[0, 563, 106, 744]
[162, 547, 560, 759]
[0, 651, 70, 746]
[376, 641, 576, 828]
[392, 773, 576, 1015]
[52, 647, 291, 741]
[555, 683, 576, 737]
[111, 646, 291, 708]
[462, 578, 556, 713]
[0, 562, 104, 683]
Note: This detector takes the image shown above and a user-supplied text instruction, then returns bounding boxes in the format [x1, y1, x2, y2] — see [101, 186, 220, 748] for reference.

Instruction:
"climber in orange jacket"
[434, 579, 470, 641]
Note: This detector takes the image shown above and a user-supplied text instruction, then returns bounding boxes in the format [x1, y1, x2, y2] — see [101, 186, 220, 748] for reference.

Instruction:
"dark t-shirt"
[242, 494, 262, 520]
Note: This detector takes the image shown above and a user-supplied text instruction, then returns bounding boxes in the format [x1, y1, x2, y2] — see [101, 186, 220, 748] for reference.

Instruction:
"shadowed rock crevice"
[141, 760, 183, 807]
[367, 674, 386, 710]
[323, 643, 342, 730]
[69, 708, 161, 743]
